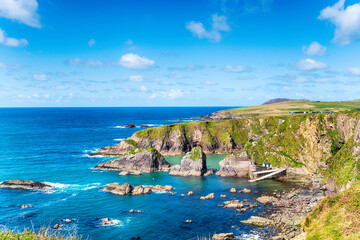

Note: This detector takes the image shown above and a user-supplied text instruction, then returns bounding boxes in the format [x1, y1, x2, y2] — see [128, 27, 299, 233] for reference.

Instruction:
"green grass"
[303, 181, 360, 240]
[0, 228, 80, 240]
[218, 100, 360, 118]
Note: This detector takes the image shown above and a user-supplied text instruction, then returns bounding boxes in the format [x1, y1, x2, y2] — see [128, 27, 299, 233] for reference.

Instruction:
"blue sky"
[1, 0, 360, 107]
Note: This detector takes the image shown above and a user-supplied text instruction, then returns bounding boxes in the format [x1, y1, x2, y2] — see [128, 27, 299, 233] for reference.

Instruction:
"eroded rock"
[0, 180, 53, 190]
[169, 146, 207, 176]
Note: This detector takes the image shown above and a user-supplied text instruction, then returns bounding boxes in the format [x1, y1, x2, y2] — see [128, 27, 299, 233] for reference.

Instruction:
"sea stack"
[95, 147, 172, 172]
[169, 146, 207, 176]
[216, 152, 255, 178]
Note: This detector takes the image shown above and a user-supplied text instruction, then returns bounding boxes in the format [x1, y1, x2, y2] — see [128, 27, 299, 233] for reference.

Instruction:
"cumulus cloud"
[129, 75, 144, 82]
[84, 59, 103, 67]
[186, 14, 230, 42]
[223, 65, 245, 72]
[302, 41, 327, 56]
[0, 0, 40, 27]
[33, 74, 47, 81]
[297, 58, 327, 70]
[348, 67, 360, 75]
[119, 53, 155, 69]
[88, 38, 95, 47]
[0, 28, 28, 47]
[65, 57, 82, 66]
[319, 0, 360, 45]
[166, 72, 186, 79]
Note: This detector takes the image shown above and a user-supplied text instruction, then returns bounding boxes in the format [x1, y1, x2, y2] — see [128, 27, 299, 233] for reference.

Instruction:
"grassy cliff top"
[219, 100, 360, 117]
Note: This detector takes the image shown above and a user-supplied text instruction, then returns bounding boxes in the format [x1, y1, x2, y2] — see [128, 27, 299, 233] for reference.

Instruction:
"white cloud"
[302, 41, 327, 56]
[88, 38, 95, 47]
[33, 74, 47, 81]
[84, 59, 103, 67]
[166, 72, 186, 79]
[125, 39, 133, 45]
[297, 58, 327, 70]
[186, 14, 230, 42]
[0, 0, 40, 27]
[319, 0, 360, 45]
[66, 57, 82, 66]
[0, 62, 6, 68]
[140, 85, 148, 92]
[119, 53, 155, 69]
[224, 65, 245, 72]
[65, 57, 103, 67]
[0, 28, 28, 47]
[150, 89, 189, 100]
[204, 81, 217, 85]
[348, 67, 360, 75]
[129, 75, 144, 82]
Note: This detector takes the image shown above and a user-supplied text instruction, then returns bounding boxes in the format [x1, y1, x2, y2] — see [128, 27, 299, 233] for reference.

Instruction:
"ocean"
[0, 107, 293, 239]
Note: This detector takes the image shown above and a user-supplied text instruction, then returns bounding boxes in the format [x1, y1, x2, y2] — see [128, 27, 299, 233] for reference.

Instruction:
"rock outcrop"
[212, 233, 235, 240]
[216, 152, 255, 178]
[95, 147, 172, 172]
[103, 183, 134, 195]
[169, 146, 207, 176]
[241, 216, 273, 226]
[0, 180, 53, 190]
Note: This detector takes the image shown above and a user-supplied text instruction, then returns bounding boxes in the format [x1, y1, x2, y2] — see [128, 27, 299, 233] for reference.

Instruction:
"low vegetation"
[0, 228, 80, 240]
[303, 181, 360, 240]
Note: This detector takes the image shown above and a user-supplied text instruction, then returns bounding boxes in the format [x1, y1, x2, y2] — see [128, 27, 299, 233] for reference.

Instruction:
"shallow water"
[0, 107, 293, 239]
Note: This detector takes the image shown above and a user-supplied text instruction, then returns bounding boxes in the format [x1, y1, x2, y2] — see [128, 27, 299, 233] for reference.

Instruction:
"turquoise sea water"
[0, 107, 293, 239]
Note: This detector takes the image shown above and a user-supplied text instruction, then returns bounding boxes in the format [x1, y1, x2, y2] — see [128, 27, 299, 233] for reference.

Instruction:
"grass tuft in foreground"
[0, 228, 81, 240]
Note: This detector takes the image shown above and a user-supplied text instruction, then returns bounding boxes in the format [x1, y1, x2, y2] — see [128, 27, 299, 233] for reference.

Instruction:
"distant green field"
[219, 100, 360, 117]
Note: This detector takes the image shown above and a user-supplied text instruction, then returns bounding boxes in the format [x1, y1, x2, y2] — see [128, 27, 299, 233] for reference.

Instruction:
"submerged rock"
[147, 185, 173, 191]
[241, 216, 273, 226]
[95, 147, 172, 172]
[229, 188, 237, 193]
[256, 195, 278, 204]
[19, 204, 32, 209]
[187, 191, 194, 196]
[0, 180, 53, 190]
[212, 233, 235, 240]
[239, 188, 251, 193]
[169, 146, 207, 176]
[216, 152, 255, 178]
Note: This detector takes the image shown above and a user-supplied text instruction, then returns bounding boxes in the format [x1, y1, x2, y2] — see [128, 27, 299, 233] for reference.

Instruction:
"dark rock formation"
[216, 152, 255, 177]
[169, 146, 207, 176]
[95, 147, 172, 172]
[140, 125, 149, 128]
[126, 123, 136, 128]
[0, 180, 53, 190]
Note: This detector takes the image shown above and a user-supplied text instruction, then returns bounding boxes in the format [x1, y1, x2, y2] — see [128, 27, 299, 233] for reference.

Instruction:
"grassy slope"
[220, 100, 360, 117]
[0, 229, 79, 240]
[303, 181, 360, 240]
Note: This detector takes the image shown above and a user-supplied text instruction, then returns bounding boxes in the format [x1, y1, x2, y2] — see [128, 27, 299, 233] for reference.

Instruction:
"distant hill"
[262, 98, 309, 105]
[210, 99, 360, 118]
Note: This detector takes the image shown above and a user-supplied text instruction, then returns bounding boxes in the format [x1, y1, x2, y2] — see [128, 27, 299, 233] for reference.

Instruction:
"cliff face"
[98, 111, 360, 188]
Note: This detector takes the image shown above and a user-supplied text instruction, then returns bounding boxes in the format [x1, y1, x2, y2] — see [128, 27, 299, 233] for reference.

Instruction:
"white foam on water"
[98, 219, 124, 227]
[82, 183, 101, 191]
[240, 233, 263, 240]
[152, 190, 167, 194]
[114, 138, 124, 141]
